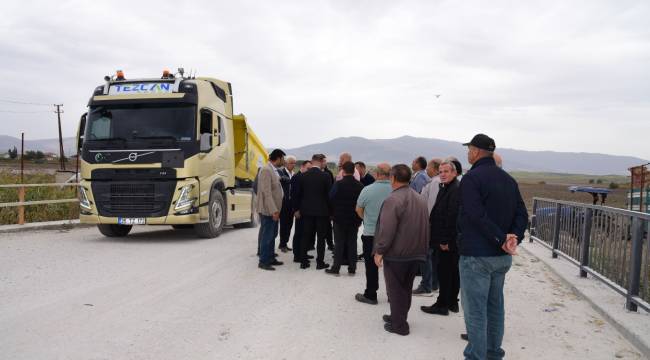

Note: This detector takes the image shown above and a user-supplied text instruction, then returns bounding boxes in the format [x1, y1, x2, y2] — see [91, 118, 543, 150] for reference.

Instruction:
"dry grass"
[0, 171, 79, 225]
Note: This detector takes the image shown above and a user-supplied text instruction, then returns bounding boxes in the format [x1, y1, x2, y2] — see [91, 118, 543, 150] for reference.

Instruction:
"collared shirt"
[409, 169, 431, 194]
[356, 180, 392, 236]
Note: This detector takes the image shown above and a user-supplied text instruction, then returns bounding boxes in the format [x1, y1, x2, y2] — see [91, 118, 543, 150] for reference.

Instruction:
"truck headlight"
[174, 184, 196, 211]
[79, 186, 92, 211]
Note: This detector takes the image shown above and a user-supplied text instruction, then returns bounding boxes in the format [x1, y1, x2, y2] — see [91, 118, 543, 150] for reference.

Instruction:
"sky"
[1, 0, 649, 159]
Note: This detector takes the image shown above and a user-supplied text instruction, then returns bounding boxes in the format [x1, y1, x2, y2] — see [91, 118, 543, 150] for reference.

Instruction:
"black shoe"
[307, 254, 314, 259]
[293, 258, 301, 263]
[382, 314, 391, 323]
[271, 260, 284, 266]
[274, 253, 279, 257]
[449, 302, 459, 313]
[300, 262, 310, 269]
[258, 263, 275, 271]
[357, 254, 364, 261]
[316, 262, 330, 270]
[412, 287, 434, 297]
[384, 322, 408, 336]
[348, 269, 356, 275]
[355, 293, 378, 305]
[279, 246, 289, 253]
[421, 305, 449, 316]
[461, 333, 468, 341]
[324, 268, 339, 276]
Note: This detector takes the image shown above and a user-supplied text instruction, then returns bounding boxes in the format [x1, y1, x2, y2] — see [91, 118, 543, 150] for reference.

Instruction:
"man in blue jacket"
[458, 134, 528, 360]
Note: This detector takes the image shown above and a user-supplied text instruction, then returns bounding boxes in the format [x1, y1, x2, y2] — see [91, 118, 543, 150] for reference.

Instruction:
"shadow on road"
[88, 226, 239, 244]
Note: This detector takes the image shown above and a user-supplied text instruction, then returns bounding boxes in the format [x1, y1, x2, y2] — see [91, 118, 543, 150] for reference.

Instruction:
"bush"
[589, 179, 595, 184]
[538, 181, 546, 185]
[596, 179, 603, 184]
[609, 182, 619, 189]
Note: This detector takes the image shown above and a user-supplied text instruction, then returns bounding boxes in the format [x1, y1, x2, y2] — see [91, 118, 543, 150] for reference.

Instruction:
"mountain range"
[1, 134, 644, 175]
[281, 136, 646, 175]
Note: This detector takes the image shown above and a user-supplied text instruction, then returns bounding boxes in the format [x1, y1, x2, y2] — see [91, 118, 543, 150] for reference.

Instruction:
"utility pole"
[54, 104, 66, 171]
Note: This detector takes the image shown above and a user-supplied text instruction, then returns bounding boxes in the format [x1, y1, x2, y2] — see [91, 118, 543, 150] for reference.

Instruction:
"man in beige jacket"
[256, 149, 286, 271]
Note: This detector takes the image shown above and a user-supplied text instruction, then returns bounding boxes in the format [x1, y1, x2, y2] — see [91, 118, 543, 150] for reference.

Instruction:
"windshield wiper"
[133, 135, 178, 141]
[88, 137, 127, 142]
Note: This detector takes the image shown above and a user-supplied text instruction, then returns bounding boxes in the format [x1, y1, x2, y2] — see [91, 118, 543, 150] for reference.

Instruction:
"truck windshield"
[85, 104, 196, 142]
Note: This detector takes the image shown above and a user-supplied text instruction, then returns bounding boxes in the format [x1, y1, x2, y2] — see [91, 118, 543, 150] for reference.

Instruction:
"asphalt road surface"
[0, 226, 642, 359]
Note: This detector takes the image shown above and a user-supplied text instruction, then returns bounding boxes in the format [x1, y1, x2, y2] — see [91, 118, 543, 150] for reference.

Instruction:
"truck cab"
[77, 70, 266, 238]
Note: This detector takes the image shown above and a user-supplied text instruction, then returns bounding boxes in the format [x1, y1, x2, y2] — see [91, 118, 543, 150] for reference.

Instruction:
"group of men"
[255, 134, 528, 360]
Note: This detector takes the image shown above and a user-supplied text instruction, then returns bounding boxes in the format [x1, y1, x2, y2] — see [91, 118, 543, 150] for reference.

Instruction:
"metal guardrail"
[530, 197, 650, 312]
[0, 183, 79, 224]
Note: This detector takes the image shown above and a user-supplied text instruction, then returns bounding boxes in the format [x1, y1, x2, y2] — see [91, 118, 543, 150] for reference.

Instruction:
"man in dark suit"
[277, 156, 296, 252]
[290, 160, 311, 262]
[294, 154, 332, 269]
[319, 154, 336, 252]
[325, 161, 364, 275]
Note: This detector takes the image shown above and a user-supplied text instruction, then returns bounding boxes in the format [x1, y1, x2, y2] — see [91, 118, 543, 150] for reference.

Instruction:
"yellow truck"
[76, 69, 266, 238]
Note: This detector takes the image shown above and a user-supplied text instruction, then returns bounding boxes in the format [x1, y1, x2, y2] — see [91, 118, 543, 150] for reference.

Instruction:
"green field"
[0, 171, 79, 225]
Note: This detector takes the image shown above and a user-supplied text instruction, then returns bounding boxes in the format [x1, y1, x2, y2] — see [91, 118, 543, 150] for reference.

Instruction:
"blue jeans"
[259, 215, 279, 265]
[460, 255, 512, 360]
[418, 248, 439, 291]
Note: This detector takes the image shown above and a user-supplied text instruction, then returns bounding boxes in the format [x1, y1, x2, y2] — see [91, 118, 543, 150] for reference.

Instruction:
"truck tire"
[234, 193, 259, 228]
[195, 189, 226, 238]
[97, 224, 132, 237]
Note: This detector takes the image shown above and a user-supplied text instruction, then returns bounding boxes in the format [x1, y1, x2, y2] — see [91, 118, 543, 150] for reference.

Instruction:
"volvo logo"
[112, 151, 155, 163]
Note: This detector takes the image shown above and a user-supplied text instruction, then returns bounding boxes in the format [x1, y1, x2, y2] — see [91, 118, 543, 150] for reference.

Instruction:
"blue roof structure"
[568, 186, 612, 194]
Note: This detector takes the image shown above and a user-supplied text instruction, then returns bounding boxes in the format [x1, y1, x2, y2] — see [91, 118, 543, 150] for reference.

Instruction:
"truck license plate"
[118, 218, 146, 225]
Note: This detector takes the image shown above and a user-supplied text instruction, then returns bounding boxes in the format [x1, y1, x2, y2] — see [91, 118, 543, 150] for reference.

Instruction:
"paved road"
[0, 226, 642, 359]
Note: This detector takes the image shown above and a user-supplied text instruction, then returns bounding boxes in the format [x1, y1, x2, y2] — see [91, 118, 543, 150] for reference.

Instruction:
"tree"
[8, 146, 18, 159]
[596, 179, 603, 184]
[588, 179, 595, 184]
[609, 182, 619, 189]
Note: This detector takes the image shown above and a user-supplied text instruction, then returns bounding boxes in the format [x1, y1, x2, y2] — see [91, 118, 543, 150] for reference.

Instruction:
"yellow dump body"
[233, 114, 268, 181]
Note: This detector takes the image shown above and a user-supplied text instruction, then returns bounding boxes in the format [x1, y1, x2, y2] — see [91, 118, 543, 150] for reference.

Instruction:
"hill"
[282, 136, 646, 175]
[0, 135, 76, 156]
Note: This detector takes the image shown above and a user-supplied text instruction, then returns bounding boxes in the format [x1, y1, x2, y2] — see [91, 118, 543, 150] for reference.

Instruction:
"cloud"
[0, 0, 648, 160]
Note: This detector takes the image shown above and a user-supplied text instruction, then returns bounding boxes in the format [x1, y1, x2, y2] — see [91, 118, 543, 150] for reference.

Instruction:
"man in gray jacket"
[256, 149, 286, 271]
[374, 164, 429, 336]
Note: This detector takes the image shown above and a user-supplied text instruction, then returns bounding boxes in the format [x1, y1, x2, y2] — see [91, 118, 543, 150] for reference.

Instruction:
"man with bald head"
[336, 152, 361, 181]
[354, 162, 393, 305]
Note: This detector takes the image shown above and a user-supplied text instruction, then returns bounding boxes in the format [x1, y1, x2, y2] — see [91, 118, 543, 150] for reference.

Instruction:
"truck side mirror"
[200, 133, 212, 152]
[200, 109, 213, 152]
[77, 113, 87, 151]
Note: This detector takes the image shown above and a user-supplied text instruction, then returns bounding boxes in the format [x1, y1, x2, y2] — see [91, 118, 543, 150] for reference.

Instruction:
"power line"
[0, 99, 52, 106]
[0, 109, 52, 113]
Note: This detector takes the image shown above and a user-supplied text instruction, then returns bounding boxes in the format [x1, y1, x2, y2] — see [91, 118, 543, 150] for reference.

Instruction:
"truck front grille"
[92, 181, 176, 218]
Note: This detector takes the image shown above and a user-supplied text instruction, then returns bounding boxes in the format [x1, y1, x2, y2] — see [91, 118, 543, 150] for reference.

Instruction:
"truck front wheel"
[195, 189, 226, 238]
[97, 224, 132, 237]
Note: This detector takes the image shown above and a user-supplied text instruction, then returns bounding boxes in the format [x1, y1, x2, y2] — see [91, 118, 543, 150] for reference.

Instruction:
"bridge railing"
[0, 183, 79, 225]
[530, 197, 650, 312]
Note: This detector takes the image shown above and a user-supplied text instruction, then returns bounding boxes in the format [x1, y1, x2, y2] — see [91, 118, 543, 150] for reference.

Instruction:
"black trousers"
[301, 215, 328, 264]
[292, 217, 303, 260]
[361, 235, 378, 300]
[278, 202, 294, 248]
[436, 250, 460, 308]
[384, 260, 420, 335]
[331, 223, 359, 272]
[325, 220, 334, 248]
